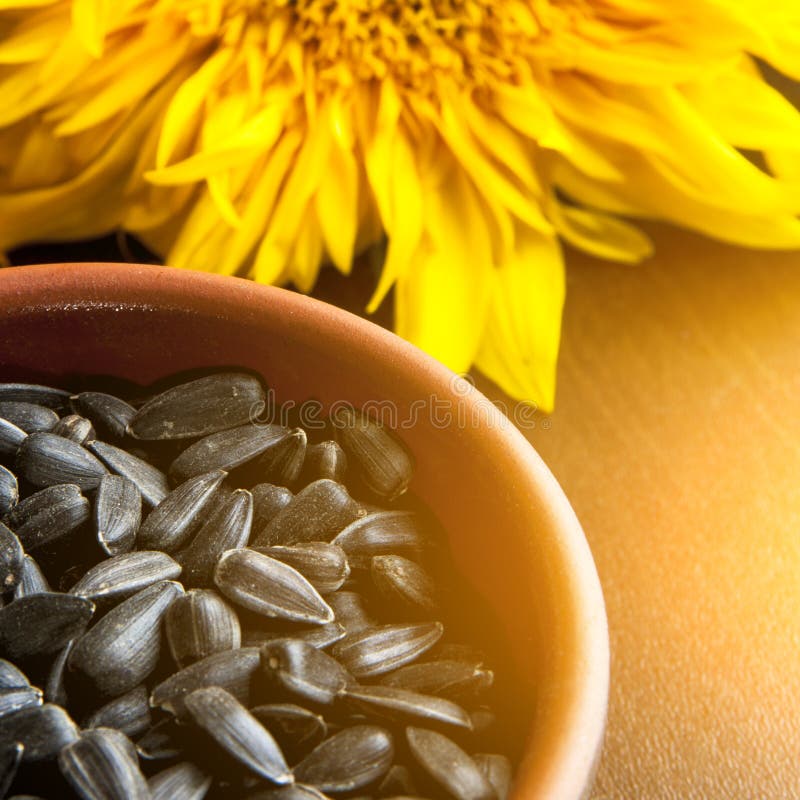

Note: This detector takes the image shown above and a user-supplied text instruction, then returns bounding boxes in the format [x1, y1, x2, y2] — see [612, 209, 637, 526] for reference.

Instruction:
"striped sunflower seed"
[332, 622, 443, 679]
[330, 407, 413, 501]
[332, 512, 426, 556]
[83, 686, 152, 739]
[215, 549, 333, 625]
[0, 383, 71, 410]
[258, 428, 307, 487]
[150, 647, 261, 718]
[165, 589, 241, 667]
[0, 684, 42, 718]
[59, 727, 149, 800]
[147, 761, 212, 800]
[45, 639, 73, 707]
[370, 556, 437, 613]
[405, 728, 494, 800]
[254, 479, 363, 547]
[69, 581, 183, 696]
[69, 551, 182, 602]
[0, 658, 29, 689]
[252, 483, 293, 530]
[10, 485, 90, 552]
[51, 414, 95, 445]
[326, 592, 375, 638]
[253, 542, 350, 595]
[0, 523, 23, 593]
[0, 593, 94, 661]
[302, 441, 347, 484]
[135, 719, 183, 762]
[250, 703, 327, 757]
[473, 754, 512, 800]
[0, 418, 26, 459]
[14, 554, 51, 598]
[169, 423, 289, 483]
[15, 432, 106, 491]
[341, 685, 471, 730]
[0, 703, 78, 762]
[0, 742, 23, 798]
[128, 373, 266, 441]
[0, 402, 58, 434]
[176, 489, 253, 587]
[0, 465, 17, 516]
[136, 470, 226, 553]
[260, 639, 353, 705]
[293, 725, 394, 793]
[377, 660, 494, 702]
[184, 686, 293, 784]
[88, 441, 169, 507]
[95, 475, 142, 557]
[243, 622, 346, 651]
[71, 392, 136, 440]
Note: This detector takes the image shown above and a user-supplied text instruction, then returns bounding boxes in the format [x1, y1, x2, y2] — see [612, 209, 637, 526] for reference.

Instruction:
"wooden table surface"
[487, 224, 800, 799]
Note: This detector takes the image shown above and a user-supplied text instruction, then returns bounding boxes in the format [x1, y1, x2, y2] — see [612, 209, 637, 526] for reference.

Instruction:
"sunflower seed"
[0, 658, 29, 689]
[423, 643, 486, 665]
[136, 719, 183, 761]
[0, 684, 42, 718]
[52, 414, 95, 445]
[69, 581, 183, 696]
[177, 489, 253, 587]
[332, 623, 443, 679]
[0, 742, 23, 797]
[377, 661, 493, 702]
[0, 402, 59, 434]
[95, 475, 142, 556]
[254, 543, 350, 595]
[137, 470, 226, 553]
[129, 373, 266, 441]
[250, 704, 327, 756]
[260, 639, 353, 705]
[165, 589, 241, 667]
[59, 727, 150, 800]
[259, 428, 307, 487]
[244, 622, 346, 651]
[5, 483, 80, 528]
[0, 465, 17, 516]
[254, 480, 363, 547]
[303, 441, 347, 484]
[326, 592, 375, 638]
[88, 440, 168, 507]
[148, 761, 212, 800]
[45, 639, 73, 706]
[294, 725, 394, 793]
[0, 384, 71, 410]
[14, 555, 51, 598]
[184, 686, 293, 783]
[0, 593, 94, 661]
[371, 556, 437, 613]
[10, 487, 90, 552]
[84, 685, 152, 738]
[473, 754, 511, 800]
[341, 685, 471, 730]
[169, 424, 289, 483]
[0, 523, 23, 593]
[252, 484, 294, 530]
[71, 392, 137, 440]
[215, 549, 333, 625]
[331, 408, 412, 501]
[243, 786, 330, 800]
[15, 432, 106, 490]
[0, 418, 27, 458]
[0, 704, 78, 762]
[332, 513, 426, 557]
[70, 551, 182, 602]
[409, 728, 494, 800]
[150, 647, 261, 718]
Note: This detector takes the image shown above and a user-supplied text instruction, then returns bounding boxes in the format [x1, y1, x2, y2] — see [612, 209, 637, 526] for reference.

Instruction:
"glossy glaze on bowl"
[0, 263, 608, 799]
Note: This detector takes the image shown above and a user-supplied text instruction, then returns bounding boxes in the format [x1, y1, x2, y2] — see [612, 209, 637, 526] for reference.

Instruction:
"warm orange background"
[480, 224, 800, 798]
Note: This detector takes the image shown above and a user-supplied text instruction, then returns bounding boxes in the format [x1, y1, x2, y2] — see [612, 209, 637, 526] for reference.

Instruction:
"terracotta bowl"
[0, 263, 608, 799]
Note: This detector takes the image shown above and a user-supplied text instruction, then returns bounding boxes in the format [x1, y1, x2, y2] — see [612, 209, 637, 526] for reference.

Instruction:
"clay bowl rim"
[0, 262, 609, 799]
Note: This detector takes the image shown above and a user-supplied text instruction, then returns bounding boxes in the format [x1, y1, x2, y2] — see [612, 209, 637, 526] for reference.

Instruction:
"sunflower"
[2, 1, 800, 409]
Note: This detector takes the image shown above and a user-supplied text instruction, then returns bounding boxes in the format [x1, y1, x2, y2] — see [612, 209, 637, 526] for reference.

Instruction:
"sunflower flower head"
[3, 0, 800, 409]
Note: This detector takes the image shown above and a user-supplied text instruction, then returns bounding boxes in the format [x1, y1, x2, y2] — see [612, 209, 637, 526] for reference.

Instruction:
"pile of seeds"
[0, 372, 513, 800]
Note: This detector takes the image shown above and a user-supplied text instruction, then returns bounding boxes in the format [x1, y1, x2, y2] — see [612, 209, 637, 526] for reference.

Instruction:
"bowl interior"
[0, 263, 608, 799]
